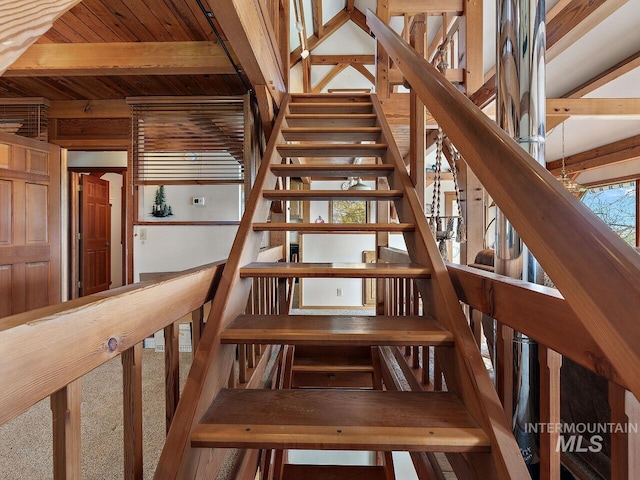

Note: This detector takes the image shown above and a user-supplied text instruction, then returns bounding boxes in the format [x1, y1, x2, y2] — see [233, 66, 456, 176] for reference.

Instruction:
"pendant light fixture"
[557, 123, 586, 198]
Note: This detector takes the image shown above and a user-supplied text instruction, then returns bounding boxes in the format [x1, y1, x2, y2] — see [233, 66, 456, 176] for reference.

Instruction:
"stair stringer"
[371, 95, 530, 480]
[154, 94, 293, 480]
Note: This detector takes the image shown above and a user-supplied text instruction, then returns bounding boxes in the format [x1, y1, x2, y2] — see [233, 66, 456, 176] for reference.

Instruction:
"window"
[581, 181, 637, 246]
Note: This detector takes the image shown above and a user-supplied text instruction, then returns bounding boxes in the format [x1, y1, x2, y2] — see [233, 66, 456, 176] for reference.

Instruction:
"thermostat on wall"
[192, 197, 205, 206]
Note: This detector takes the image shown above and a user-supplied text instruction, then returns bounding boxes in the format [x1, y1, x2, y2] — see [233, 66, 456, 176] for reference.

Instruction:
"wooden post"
[610, 382, 640, 480]
[50, 379, 82, 480]
[122, 343, 143, 480]
[376, 0, 390, 98]
[376, 176, 390, 316]
[191, 306, 205, 353]
[496, 322, 514, 417]
[539, 346, 562, 480]
[164, 321, 180, 434]
[409, 15, 426, 203]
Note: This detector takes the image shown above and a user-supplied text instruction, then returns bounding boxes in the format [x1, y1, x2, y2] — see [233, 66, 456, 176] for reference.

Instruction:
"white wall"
[134, 182, 242, 281]
[133, 225, 238, 281]
[139, 184, 242, 222]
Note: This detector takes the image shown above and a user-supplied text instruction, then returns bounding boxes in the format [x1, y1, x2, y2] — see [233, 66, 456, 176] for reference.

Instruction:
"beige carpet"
[0, 350, 193, 479]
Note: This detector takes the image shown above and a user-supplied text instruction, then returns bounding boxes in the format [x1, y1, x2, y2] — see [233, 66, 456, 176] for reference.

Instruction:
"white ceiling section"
[289, 0, 640, 185]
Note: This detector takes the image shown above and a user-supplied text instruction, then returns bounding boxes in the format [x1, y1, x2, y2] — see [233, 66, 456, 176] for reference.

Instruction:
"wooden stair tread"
[286, 114, 378, 127]
[270, 164, 394, 178]
[288, 103, 373, 114]
[277, 143, 387, 158]
[252, 222, 415, 232]
[239, 262, 431, 278]
[282, 464, 386, 480]
[292, 356, 374, 372]
[281, 127, 382, 142]
[262, 190, 402, 201]
[221, 315, 454, 346]
[192, 389, 491, 451]
[290, 93, 372, 102]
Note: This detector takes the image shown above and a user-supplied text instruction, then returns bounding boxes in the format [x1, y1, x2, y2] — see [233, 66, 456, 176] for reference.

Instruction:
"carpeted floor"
[0, 350, 193, 480]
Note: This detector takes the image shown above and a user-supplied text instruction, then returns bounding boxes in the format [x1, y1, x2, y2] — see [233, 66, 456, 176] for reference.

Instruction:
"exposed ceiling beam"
[209, 0, 286, 104]
[389, 0, 464, 15]
[310, 55, 375, 65]
[547, 134, 640, 175]
[547, 98, 640, 117]
[291, 9, 350, 67]
[350, 62, 375, 84]
[6, 41, 236, 76]
[547, 49, 640, 130]
[547, 0, 628, 62]
[0, 0, 82, 76]
[349, 7, 370, 35]
[312, 63, 349, 93]
[49, 100, 131, 119]
[471, 0, 628, 109]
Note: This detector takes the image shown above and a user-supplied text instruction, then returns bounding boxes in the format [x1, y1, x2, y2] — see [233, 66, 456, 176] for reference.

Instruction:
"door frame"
[68, 166, 127, 299]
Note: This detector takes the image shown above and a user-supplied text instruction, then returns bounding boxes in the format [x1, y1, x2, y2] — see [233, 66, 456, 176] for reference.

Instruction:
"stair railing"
[0, 245, 283, 479]
[367, 10, 640, 403]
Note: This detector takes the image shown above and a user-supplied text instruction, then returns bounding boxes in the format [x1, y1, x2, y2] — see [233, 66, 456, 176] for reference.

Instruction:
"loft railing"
[367, 11, 640, 401]
[0, 245, 284, 479]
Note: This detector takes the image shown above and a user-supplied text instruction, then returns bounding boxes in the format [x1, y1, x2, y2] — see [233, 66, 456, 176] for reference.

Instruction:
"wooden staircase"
[157, 93, 529, 479]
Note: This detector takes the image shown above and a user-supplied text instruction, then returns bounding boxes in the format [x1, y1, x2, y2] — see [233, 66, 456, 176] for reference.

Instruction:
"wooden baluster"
[469, 307, 483, 348]
[191, 306, 205, 353]
[122, 342, 143, 480]
[239, 343, 248, 384]
[539, 346, 562, 480]
[228, 361, 237, 388]
[610, 382, 640, 480]
[497, 322, 514, 416]
[164, 321, 180, 434]
[51, 379, 82, 480]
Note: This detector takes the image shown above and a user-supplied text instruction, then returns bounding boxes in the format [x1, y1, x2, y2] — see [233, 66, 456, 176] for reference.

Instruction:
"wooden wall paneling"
[0, 265, 12, 318]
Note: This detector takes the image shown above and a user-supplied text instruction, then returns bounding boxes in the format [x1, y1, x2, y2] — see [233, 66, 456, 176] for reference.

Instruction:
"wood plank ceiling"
[0, 0, 248, 99]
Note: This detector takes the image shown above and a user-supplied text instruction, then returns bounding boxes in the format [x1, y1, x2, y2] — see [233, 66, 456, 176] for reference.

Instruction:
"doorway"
[69, 167, 126, 298]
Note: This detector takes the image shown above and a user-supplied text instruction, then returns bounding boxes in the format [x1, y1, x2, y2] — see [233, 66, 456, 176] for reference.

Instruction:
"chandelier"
[557, 123, 586, 197]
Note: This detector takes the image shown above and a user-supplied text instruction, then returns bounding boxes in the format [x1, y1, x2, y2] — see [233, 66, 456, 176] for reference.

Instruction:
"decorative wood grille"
[0, 98, 48, 142]
[129, 97, 246, 185]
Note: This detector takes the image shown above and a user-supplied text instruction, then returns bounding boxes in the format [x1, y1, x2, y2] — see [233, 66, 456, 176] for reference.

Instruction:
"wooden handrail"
[447, 263, 626, 388]
[368, 11, 640, 401]
[0, 261, 223, 426]
[0, 245, 283, 428]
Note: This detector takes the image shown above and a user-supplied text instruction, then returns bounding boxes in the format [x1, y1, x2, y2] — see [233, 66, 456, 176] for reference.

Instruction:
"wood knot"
[107, 337, 118, 352]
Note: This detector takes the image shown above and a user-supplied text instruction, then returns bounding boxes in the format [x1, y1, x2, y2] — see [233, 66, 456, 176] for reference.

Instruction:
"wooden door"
[0, 133, 61, 317]
[80, 175, 110, 295]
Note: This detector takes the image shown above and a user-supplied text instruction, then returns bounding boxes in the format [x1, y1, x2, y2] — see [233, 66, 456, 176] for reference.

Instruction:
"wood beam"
[312, 63, 349, 93]
[389, 0, 464, 15]
[388, 67, 464, 85]
[6, 41, 236, 76]
[547, 98, 640, 116]
[547, 50, 640, 130]
[50, 380, 82, 480]
[0, 0, 82, 76]
[471, 0, 628, 109]
[349, 7, 370, 35]
[210, 0, 286, 105]
[376, 0, 391, 99]
[310, 54, 375, 65]
[547, 0, 628, 62]
[291, 9, 350, 67]
[350, 62, 375, 84]
[49, 100, 130, 119]
[547, 134, 640, 175]
[311, 0, 323, 38]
